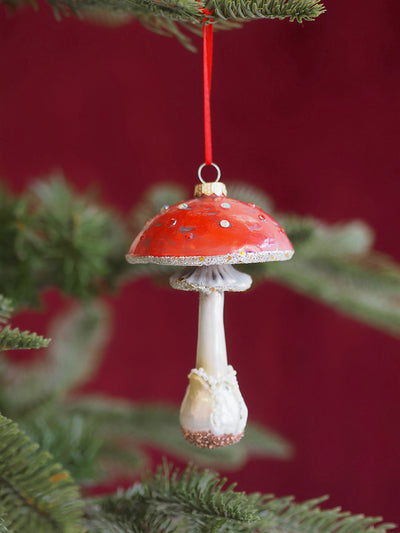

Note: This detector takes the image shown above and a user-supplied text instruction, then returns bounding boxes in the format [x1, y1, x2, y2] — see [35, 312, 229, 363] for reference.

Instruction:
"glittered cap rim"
[126, 249, 294, 266]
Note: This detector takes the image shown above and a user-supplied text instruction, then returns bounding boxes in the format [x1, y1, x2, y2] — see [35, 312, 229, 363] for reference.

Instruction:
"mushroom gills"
[170, 264, 252, 294]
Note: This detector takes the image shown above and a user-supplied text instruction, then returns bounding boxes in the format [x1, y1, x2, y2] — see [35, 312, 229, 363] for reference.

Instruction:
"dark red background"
[1, 0, 400, 525]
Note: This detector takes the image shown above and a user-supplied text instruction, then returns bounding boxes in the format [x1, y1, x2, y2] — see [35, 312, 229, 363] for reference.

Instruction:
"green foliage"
[0, 294, 50, 351]
[131, 183, 187, 235]
[2, 175, 400, 336]
[211, 0, 326, 23]
[0, 178, 128, 307]
[19, 408, 149, 484]
[0, 297, 13, 326]
[0, 325, 50, 351]
[0, 507, 11, 533]
[132, 182, 400, 337]
[0, 297, 291, 485]
[1, 301, 110, 416]
[84, 463, 395, 533]
[85, 463, 260, 532]
[0, 0, 325, 50]
[0, 177, 398, 532]
[261, 216, 400, 335]
[21, 412, 105, 484]
[65, 396, 292, 469]
[0, 189, 38, 305]
[0, 413, 83, 533]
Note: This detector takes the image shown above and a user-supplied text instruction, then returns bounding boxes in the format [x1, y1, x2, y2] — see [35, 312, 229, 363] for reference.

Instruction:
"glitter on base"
[181, 427, 244, 448]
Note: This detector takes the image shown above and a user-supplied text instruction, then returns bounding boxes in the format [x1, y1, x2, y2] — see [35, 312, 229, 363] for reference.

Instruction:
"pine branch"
[0, 520, 9, 533]
[0, 177, 128, 307]
[19, 409, 148, 484]
[0, 297, 13, 327]
[132, 182, 400, 337]
[0, 325, 50, 351]
[0, 0, 325, 50]
[257, 495, 395, 533]
[2, 0, 326, 22]
[85, 463, 261, 532]
[3, 177, 400, 337]
[20, 412, 105, 484]
[0, 507, 10, 533]
[0, 413, 83, 533]
[260, 218, 400, 336]
[31, 178, 128, 298]
[64, 396, 292, 469]
[210, 0, 326, 23]
[84, 463, 396, 533]
[0, 294, 50, 351]
[0, 301, 111, 415]
[99, 444, 149, 483]
[1, 393, 288, 485]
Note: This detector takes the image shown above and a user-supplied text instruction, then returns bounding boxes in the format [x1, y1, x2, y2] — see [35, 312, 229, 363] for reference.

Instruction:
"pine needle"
[0, 414, 83, 532]
[0, 297, 13, 327]
[0, 294, 50, 351]
[84, 463, 396, 533]
[64, 396, 292, 468]
[0, 0, 325, 50]
[1, 301, 111, 415]
[0, 326, 50, 351]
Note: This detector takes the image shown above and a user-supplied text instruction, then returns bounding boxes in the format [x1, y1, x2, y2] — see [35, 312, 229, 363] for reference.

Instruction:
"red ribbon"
[203, 23, 213, 165]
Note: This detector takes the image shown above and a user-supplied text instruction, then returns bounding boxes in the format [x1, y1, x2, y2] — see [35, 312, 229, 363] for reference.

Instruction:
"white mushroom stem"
[196, 290, 227, 379]
[172, 265, 250, 448]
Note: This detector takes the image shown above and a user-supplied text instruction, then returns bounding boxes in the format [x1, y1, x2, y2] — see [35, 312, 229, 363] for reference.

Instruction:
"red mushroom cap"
[126, 194, 294, 266]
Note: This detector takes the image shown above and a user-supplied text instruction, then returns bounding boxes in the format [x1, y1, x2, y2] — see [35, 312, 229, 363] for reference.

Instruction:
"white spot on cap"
[178, 203, 189, 209]
[220, 220, 231, 228]
[221, 202, 231, 209]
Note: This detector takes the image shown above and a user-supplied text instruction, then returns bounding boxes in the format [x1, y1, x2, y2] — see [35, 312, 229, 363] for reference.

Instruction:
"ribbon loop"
[203, 24, 213, 166]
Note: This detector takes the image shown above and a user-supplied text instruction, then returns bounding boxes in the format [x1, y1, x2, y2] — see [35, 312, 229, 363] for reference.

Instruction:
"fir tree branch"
[0, 325, 50, 351]
[85, 463, 260, 532]
[20, 412, 105, 484]
[0, 301, 111, 415]
[132, 182, 400, 337]
[2, 177, 400, 337]
[99, 444, 149, 483]
[0, 297, 13, 327]
[257, 494, 395, 533]
[254, 217, 400, 336]
[0, 294, 51, 351]
[2, 395, 289, 485]
[84, 463, 396, 533]
[264, 252, 400, 336]
[63, 396, 292, 467]
[0, 507, 10, 533]
[20, 409, 149, 484]
[1, 0, 326, 22]
[210, 0, 326, 23]
[0, 414, 83, 533]
[0, 520, 9, 533]
[0, 178, 128, 307]
[0, 0, 325, 50]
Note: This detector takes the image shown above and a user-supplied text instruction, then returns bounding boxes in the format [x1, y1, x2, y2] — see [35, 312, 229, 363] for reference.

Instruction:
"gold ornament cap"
[194, 181, 227, 197]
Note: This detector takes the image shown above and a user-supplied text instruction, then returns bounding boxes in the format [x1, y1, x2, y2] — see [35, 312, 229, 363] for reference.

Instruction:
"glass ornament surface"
[126, 192, 294, 266]
[126, 182, 294, 448]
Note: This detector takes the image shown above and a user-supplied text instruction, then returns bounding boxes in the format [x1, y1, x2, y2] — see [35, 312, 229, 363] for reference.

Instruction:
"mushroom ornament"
[126, 179, 294, 448]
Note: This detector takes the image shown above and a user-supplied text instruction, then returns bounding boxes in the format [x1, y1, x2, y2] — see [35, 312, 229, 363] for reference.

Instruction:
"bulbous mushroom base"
[181, 428, 244, 449]
[179, 366, 248, 449]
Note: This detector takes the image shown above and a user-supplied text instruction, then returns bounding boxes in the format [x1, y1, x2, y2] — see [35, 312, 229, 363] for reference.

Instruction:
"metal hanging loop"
[198, 162, 221, 184]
